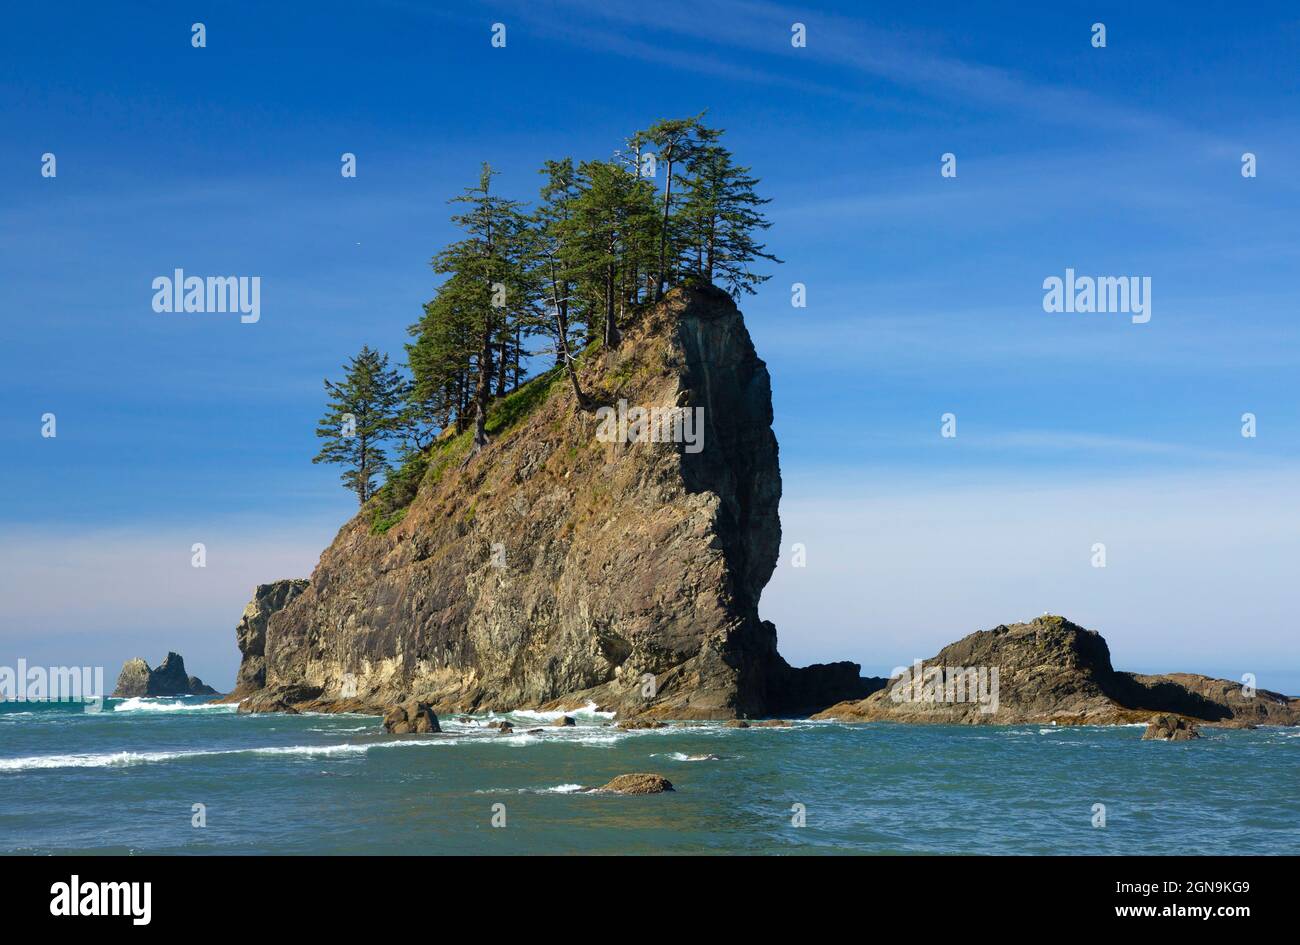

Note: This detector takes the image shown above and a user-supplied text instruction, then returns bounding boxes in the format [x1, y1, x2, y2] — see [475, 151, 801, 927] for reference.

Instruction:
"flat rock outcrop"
[237, 286, 879, 719]
[112, 652, 218, 698]
[235, 683, 322, 714]
[812, 616, 1300, 726]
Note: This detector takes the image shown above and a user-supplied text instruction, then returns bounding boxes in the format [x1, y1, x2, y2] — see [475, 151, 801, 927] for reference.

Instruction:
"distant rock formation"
[112, 652, 218, 697]
[229, 287, 883, 719]
[812, 616, 1300, 726]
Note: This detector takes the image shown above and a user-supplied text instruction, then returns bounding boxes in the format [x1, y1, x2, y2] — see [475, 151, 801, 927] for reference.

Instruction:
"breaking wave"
[112, 698, 236, 714]
[0, 737, 458, 773]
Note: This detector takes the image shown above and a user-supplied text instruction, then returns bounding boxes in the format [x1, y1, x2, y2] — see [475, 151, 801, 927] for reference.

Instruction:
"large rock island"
[225, 286, 878, 719]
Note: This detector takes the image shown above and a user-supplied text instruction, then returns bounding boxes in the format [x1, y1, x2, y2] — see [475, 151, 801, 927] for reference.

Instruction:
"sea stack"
[112, 652, 218, 698]
[229, 286, 882, 719]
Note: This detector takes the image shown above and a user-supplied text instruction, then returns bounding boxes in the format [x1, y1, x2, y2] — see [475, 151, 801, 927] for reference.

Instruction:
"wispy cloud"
[491, 0, 1220, 142]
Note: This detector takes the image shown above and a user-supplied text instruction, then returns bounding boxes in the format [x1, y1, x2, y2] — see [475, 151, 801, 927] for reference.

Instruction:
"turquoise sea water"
[2, 697, 1297, 855]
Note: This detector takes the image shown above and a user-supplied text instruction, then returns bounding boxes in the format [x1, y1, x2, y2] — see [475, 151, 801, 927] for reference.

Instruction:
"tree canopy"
[312, 116, 779, 507]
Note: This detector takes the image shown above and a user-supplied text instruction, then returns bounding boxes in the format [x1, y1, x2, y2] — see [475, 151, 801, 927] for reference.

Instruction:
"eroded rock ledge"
[811, 616, 1300, 727]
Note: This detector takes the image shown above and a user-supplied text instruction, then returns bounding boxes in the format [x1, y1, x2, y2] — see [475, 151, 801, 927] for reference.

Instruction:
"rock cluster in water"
[112, 652, 217, 698]
[382, 700, 441, 734]
[1142, 714, 1202, 741]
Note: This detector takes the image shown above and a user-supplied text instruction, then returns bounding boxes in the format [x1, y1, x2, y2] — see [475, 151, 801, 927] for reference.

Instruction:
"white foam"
[112, 698, 235, 714]
[0, 737, 458, 772]
[504, 700, 615, 722]
[0, 748, 226, 771]
[474, 783, 590, 794]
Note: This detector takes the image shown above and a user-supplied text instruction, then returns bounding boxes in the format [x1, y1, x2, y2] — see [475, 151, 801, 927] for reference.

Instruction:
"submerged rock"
[600, 773, 674, 795]
[725, 719, 750, 728]
[616, 719, 668, 729]
[553, 715, 576, 727]
[112, 652, 218, 697]
[1142, 714, 1201, 741]
[755, 719, 790, 727]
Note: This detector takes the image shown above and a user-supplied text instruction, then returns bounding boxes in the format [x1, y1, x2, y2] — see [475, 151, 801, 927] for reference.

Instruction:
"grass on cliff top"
[486, 364, 564, 434]
[367, 364, 569, 534]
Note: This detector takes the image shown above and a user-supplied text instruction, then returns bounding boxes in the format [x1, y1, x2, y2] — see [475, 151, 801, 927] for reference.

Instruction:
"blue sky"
[2, 1, 1298, 691]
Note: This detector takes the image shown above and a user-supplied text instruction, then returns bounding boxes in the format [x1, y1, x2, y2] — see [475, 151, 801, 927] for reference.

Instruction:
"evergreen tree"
[680, 142, 781, 296]
[559, 159, 659, 349]
[313, 345, 403, 504]
[535, 159, 589, 405]
[635, 114, 715, 300]
[430, 163, 533, 454]
[407, 271, 478, 435]
[324, 120, 784, 493]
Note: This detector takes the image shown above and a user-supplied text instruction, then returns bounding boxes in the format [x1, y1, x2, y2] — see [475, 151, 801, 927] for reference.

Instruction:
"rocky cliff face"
[226, 580, 309, 698]
[236, 286, 875, 719]
[812, 616, 1300, 726]
[112, 652, 218, 698]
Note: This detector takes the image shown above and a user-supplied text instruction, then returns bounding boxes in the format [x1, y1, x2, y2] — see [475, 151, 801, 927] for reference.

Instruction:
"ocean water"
[2, 697, 1297, 855]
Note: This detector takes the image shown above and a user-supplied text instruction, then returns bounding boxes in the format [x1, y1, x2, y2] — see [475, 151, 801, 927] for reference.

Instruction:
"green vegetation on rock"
[312, 114, 779, 514]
